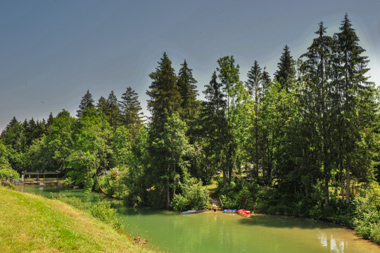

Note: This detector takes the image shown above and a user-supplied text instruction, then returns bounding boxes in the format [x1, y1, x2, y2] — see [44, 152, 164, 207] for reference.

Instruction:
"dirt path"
[209, 193, 221, 211]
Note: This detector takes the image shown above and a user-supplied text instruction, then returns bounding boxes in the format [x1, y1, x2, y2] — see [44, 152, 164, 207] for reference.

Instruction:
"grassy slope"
[0, 187, 151, 253]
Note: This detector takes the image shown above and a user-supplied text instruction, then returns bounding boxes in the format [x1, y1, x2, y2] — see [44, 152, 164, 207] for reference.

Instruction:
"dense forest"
[1, 15, 379, 217]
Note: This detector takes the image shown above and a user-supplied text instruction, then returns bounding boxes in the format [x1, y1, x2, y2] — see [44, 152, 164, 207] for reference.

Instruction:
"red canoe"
[237, 209, 251, 217]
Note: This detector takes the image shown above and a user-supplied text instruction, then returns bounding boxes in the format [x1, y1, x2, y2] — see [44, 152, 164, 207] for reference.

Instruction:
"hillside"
[0, 187, 152, 252]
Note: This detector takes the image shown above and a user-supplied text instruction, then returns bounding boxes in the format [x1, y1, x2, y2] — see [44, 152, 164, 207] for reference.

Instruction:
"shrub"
[171, 194, 189, 211]
[353, 192, 380, 242]
[91, 201, 123, 231]
[50, 193, 90, 211]
[171, 170, 209, 211]
[84, 177, 94, 193]
[61, 177, 74, 187]
[0, 168, 20, 181]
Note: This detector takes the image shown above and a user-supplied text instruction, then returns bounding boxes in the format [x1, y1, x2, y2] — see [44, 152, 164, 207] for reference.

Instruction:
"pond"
[17, 185, 380, 253]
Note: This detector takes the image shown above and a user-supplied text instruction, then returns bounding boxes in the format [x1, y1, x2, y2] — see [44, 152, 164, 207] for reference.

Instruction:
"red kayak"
[237, 209, 251, 217]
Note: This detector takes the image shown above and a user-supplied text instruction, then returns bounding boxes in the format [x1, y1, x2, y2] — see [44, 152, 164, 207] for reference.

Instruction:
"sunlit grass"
[0, 186, 152, 252]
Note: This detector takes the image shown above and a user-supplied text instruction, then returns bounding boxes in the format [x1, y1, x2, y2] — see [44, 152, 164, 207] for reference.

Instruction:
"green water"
[17, 185, 380, 253]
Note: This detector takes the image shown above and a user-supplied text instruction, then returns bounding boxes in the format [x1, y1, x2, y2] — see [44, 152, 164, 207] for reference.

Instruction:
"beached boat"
[181, 208, 208, 214]
[237, 209, 251, 217]
[223, 209, 237, 213]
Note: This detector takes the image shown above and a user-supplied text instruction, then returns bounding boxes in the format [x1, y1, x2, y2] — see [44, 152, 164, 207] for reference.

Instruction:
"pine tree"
[200, 71, 227, 182]
[106, 90, 121, 129]
[335, 14, 376, 204]
[77, 90, 95, 118]
[274, 45, 296, 92]
[301, 21, 333, 205]
[147, 52, 181, 139]
[96, 96, 108, 114]
[177, 60, 200, 129]
[261, 67, 271, 93]
[146, 52, 182, 208]
[217, 56, 243, 185]
[119, 87, 144, 139]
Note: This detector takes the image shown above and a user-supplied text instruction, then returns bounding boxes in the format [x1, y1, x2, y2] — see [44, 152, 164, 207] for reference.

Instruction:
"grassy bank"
[0, 186, 152, 252]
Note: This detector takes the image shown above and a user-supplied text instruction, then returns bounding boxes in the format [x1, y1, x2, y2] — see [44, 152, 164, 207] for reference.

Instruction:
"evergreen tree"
[216, 56, 244, 185]
[47, 112, 54, 126]
[119, 87, 144, 139]
[96, 96, 108, 114]
[246, 61, 263, 178]
[301, 21, 334, 205]
[177, 60, 200, 131]
[77, 90, 95, 118]
[274, 45, 296, 92]
[199, 71, 228, 182]
[335, 14, 376, 204]
[147, 52, 181, 139]
[106, 90, 121, 129]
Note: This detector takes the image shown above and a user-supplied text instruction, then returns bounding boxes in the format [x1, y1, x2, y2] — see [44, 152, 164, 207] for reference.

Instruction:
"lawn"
[0, 186, 153, 253]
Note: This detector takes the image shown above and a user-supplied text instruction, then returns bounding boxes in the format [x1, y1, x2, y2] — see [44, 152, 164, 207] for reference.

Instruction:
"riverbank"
[0, 186, 152, 252]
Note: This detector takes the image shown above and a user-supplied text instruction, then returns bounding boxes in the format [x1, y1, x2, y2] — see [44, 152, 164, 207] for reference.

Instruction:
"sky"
[0, 0, 379, 132]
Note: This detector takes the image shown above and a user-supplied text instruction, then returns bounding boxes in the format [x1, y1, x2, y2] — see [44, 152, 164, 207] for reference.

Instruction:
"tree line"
[1, 14, 378, 210]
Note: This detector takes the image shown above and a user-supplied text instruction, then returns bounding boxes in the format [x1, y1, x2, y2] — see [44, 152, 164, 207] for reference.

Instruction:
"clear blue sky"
[1, 0, 379, 131]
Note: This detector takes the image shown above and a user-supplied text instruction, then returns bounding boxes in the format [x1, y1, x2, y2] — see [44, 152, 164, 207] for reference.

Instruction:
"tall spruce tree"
[246, 61, 263, 177]
[301, 21, 333, 205]
[106, 90, 121, 129]
[147, 52, 181, 139]
[146, 52, 182, 208]
[274, 45, 296, 92]
[335, 14, 376, 204]
[200, 71, 228, 182]
[177, 60, 200, 138]
[119, 87, 144, 139]
[96, 96, 108, 114]
[77, 90, 95, 118]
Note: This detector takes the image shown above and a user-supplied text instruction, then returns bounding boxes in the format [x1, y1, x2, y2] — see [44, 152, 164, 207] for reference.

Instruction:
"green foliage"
[50, 193, 91, 211]
[171, 194, 189, 211]
[119, 87, 144, 139]
[147, 52, 181, 139]
[77, 90, 95, 118]
[171, 169, 209, 211]
[353, 191, 380, 242]
[91, 201, 123, 231]
[94, 171, 128, 199]
[0, 167, 20, 180]
[61, 177, 74, 187]
[215, 177, 257, 210]
[84, 177, 94, 194]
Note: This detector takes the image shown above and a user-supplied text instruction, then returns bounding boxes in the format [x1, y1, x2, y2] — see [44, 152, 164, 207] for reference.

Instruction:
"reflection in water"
[319, 231, 347, 253]
[17, 185, 380, 253]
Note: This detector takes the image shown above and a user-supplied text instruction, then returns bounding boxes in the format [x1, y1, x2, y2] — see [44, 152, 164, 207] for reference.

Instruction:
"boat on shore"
[223, 209, 237, 213]
[181, 208, 208, 214]
[237, 209, 251, 217]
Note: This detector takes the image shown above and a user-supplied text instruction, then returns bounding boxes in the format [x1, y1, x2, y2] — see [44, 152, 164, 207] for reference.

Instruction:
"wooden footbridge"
[21, 170, 63, 185]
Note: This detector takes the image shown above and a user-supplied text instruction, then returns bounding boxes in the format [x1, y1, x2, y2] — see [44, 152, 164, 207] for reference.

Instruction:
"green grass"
[0, 187, 153, 252]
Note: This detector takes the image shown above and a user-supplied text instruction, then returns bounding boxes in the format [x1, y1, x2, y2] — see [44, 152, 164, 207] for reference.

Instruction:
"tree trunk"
[346, 161, 350, 205]
[166, 168, 170, 209]
[324, 172, 329, 206]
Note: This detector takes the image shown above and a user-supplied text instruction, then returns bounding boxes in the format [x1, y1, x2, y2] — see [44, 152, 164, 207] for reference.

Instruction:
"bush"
[61, 177, 74, 187]
[215, 177, 260, 210]
[171, 194, 189, 211]
[171, 170, 209, 211]
[0, 168, 20, 181]
[84, 177, 94, 193]
[94, 172, 128, 199]
[50, 193, 91, 211]
[353, 192, 380, 242]
[91, 201, 123, 231]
